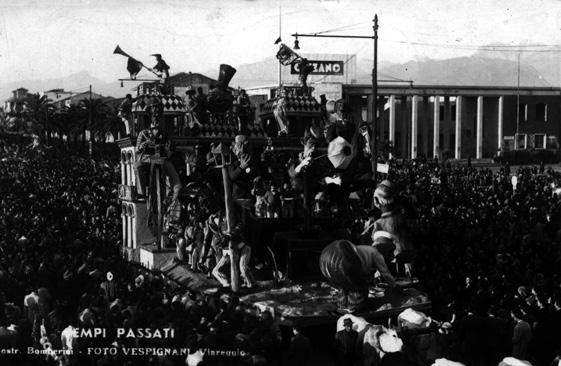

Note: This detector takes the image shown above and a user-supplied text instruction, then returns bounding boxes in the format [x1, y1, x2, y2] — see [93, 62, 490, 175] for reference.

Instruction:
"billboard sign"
[290, 60, 344, 75]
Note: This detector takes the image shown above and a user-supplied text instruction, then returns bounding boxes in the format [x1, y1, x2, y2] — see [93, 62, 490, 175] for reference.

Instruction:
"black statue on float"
[207, 64, 237, 114]
[295, 58, 314, 89]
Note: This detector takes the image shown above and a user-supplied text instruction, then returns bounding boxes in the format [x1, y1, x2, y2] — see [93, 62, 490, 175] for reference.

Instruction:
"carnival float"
[113, 43, 430, 325]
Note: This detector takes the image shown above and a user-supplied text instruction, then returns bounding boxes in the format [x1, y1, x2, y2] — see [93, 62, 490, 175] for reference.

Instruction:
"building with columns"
[248, 82, 561, 159]
[344, 84, 561, 159]
[241, 53, 560, 159]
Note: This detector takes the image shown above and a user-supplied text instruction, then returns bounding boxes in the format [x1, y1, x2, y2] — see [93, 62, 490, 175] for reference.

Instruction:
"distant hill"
[1, 52, 556, 105]
[373, 56, 550, 87]
[229, 54, 552, 88]
[472, 46, 561, 87]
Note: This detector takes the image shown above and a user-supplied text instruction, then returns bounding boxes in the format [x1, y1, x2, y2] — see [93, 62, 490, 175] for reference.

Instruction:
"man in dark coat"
[334, 318, 358, 366]
[288, 326, 312, 366]
[511, 307, 532, 360]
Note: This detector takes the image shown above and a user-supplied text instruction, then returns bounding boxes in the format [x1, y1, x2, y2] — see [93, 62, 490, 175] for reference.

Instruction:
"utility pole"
[291, 13, 379, 185]
[45, 102, 49, 145]
[372, 15, 378, 186]
[89, 85, 93, 156]
[278, 3, 282, 89]
[515, 51, 521, 150]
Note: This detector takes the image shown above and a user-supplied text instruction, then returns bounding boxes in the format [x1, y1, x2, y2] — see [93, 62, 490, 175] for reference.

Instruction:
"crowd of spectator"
[2, 131, 561, 366]
[0, 136, 284, 366]
[384, 159, 561, 366]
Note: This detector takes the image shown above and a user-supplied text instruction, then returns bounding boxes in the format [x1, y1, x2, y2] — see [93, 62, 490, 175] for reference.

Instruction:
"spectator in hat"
[289, 326, 312, 366]
[511, 307, 532, 360]
[334, 317, 358, 366]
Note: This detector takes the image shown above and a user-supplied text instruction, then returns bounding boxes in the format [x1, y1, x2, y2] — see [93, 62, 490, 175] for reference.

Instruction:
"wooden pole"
[45, 104, 49, 145]
[221, 165, 240, 293]
[371, 14, 378, 188]
[155, 165, 163, 251]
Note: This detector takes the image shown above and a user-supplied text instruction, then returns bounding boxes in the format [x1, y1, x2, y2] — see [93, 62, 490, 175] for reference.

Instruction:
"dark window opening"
[536, 103, 547, 121]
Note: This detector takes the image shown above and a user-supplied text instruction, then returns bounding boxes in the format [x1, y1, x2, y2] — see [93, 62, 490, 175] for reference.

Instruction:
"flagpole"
[278, 2, 282, 88]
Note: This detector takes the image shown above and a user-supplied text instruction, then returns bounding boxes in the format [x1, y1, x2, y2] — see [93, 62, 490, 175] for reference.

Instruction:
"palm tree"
[24, 93, 54, 142]
[51, 108, 78, 144]
[60, 104, 87, 146]
[78, 98, 114, 143]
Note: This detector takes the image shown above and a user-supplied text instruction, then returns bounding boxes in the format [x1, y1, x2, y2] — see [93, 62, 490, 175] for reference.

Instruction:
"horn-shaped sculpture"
[113, 45, 132, 59]
[113, 45, 159, 78]
[207, 64, 237, 114]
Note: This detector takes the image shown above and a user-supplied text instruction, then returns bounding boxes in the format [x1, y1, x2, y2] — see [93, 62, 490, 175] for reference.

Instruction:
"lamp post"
[210, 143, 240, 293]
[515, 51, 521, 150]
[291, 14, 379, 185]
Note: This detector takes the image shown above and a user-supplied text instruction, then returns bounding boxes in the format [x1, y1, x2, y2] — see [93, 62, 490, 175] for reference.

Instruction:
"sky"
[1, 0, 561, 84]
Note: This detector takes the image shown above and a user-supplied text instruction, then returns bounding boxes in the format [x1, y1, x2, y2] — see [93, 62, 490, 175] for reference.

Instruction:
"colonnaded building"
[243, 53, 561, 160]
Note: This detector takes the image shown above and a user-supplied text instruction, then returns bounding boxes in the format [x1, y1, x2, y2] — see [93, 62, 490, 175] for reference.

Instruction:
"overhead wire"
[312, 21, 371, 35]
[295, 20, 561, 52]
[384, 39, 561, 52]
[311, 42, 369, 84]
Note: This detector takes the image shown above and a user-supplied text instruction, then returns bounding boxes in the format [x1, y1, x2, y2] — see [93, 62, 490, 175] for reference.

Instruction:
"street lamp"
[291, 14, 379, 186]
[209, 143, 240, 292]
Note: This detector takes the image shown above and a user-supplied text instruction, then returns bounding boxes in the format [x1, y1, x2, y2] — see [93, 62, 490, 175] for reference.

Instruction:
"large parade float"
[114, 44, 430, 326]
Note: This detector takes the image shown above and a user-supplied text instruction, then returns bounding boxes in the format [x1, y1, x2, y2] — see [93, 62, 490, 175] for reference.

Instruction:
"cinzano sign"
[290, 60, 344, 75]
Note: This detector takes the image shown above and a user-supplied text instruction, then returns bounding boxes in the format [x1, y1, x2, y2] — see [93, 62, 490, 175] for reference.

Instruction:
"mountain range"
[1, 49, 559, 102]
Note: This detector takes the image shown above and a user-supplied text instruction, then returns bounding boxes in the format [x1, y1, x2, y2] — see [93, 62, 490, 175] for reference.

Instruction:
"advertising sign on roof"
[290, 60, 344, 75]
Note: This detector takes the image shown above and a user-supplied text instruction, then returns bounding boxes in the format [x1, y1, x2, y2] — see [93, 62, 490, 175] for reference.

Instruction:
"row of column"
[121, 147, 138, 250]
[122, 203, 137, 249]
[385, 95, 504, 159]
[120, 149, 136, 186]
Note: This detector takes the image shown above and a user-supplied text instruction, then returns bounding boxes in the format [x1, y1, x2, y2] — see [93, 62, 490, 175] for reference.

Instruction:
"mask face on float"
[378, 329, 403, 353]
